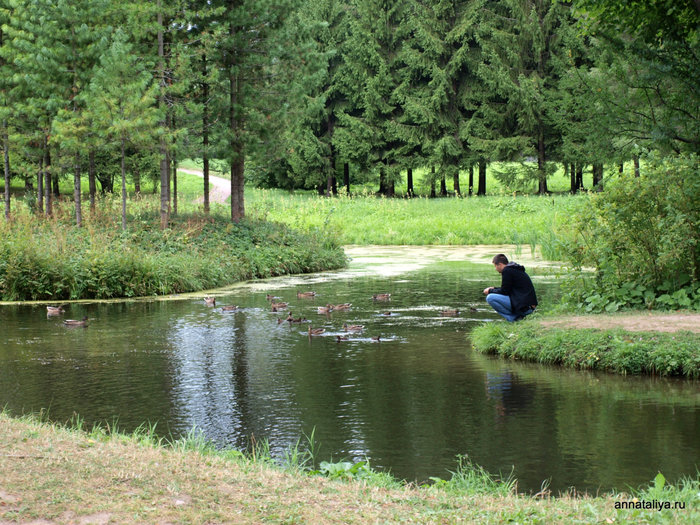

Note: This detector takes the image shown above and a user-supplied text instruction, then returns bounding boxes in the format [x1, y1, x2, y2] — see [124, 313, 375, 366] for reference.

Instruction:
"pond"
[0, 246, 697, 494]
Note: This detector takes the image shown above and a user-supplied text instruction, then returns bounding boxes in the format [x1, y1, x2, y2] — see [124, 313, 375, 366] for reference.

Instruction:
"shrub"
[557, 153, 700, 311]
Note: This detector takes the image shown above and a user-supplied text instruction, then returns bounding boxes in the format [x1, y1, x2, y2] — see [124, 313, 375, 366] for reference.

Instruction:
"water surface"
[1, 246, 697, 493]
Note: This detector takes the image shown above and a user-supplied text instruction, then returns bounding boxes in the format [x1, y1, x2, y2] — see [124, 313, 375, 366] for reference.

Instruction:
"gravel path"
[179, 167, 230, 204]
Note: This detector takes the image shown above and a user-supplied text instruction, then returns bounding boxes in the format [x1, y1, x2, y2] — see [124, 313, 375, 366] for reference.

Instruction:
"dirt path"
[539, 312, 700, 333]
[178, 167, 230, 204]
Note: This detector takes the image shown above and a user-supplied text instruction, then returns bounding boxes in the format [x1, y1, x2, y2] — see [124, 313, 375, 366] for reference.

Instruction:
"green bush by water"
[471, 320, 700, 378]
[556, 153, 700, 311]
[0, 198, 346, 301]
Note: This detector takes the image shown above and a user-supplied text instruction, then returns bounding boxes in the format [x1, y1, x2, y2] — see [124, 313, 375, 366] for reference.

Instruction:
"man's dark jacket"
[489, 262, 538, 313]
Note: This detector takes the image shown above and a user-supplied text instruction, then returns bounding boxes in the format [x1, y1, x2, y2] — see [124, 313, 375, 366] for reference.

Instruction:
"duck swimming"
[63, 316, 89, 327]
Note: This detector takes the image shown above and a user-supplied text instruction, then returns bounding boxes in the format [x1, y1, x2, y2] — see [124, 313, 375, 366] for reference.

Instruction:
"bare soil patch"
[540, 312, 700, 333]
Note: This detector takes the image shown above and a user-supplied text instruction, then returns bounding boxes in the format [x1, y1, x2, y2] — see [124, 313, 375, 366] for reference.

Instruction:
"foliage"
[471, 320, 700, 378]
[556, 153, 700, 311]
[0, 197, 346, 300]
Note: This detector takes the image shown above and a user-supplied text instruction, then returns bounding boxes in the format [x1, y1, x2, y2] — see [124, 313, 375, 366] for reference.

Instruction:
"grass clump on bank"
[0, 198, 346, 301]
[471, 318, 700, 377]
[1, 411, 697, 524]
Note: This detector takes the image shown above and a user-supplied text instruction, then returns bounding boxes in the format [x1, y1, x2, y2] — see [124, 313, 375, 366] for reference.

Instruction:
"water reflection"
[0, 250, 697, 494]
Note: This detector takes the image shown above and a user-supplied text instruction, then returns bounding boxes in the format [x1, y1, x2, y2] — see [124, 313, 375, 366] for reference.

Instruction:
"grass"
[470, 316, 700, 377]
[1, 410, 697, 524]
[0, 195, 346, 301]
[2, 162, 585, 266]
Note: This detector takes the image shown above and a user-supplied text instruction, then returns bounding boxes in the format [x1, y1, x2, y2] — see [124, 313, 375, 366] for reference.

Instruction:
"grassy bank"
[1, 411, 697, 524]
[0, 197, 346, 301]
[471, 317, 700, 377]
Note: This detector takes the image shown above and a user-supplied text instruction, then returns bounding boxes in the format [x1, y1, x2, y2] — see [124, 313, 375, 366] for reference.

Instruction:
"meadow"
[2, 161, 588, 257]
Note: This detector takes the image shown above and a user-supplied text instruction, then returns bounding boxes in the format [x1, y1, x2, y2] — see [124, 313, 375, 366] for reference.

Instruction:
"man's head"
[492, 253, 508, 273]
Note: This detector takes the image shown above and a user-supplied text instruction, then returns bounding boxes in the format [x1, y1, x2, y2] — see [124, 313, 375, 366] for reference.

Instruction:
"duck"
[288, 315, 307, 324]
[266, 294, 279, 301]
[297, 291, 316, 298]
[371, 335, 381, 342]
[221, 305, 239, 312]
[343, 323, 364, 332]
[308, 326, 325, 336]
[271, 302, 288, 310]
[330, 303, 351, 310]
[380, 311, 392, 316]
[63, 316, 89, 327]
[46, 306, 65, 316]
[372, 293, 391, 301]
[317, 305, 333, 314]
[469, 307, 478, 313]
[336, 335, 349, 342]
[439, 309, 460, 316]
[204, 297, 216, 306]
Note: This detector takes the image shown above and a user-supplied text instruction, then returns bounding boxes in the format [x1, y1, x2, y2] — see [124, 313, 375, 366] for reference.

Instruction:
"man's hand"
[483, 287, 492, 295]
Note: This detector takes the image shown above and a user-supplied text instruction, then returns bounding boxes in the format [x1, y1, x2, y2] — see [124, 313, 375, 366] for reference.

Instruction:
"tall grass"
[246, 186, 579, 249]
[0, 194, 346, 301]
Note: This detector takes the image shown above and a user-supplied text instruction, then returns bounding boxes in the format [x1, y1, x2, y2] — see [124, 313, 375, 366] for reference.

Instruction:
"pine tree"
[398, 0, 482, 196]
[337, 0, 411, 196]
[472, 0, 573, 193]
[85, 29, 160, 230]
[0, 1, 11, 219]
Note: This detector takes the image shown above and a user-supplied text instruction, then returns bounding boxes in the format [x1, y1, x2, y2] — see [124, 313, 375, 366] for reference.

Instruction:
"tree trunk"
[477, 160, 486, 196]
[406, 167, 414, 197]
[569, 163, 576, 194]
[430, 166, 436, 198]
[202, 54, 210, 214]
[88, 150, 96, 214]
[134, 165, 141, 195]
[37, 157, 44, 214]
[453, 169, 460, 196]
[158, 3, 169, 230]
[576, 163, 584, 190]
[537, 130, 548, 194]
[633, 155, 640, 177]
[3, 121, 10, 220]
[592, 163, 603, 189]
[121, 137, 127, 230]
[343, 162, 350, 194]
[73, 152, 82, 227]
[619, 163, 624, 174]
[51, 147, 59, 197]
[44, 141, 52, 216]
[228, 8, 245, 222]
[172, 154, 177, 215]
[468, 165, 474, 196]
[439, 172, 447, 196]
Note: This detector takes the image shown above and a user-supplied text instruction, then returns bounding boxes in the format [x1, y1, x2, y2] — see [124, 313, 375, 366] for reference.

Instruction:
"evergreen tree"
[214, 0, 296, 221]
[0, 1, 11, 219]
[277, 0, 349, 194]
[398, 0, 482, 196]
[472, 0, 573, 193]
[338, 0, 411, 196]
[85, 29, 160, 230]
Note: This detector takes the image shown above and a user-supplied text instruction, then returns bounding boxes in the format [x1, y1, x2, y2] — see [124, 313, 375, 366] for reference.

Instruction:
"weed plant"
[0, 195, 346, 301]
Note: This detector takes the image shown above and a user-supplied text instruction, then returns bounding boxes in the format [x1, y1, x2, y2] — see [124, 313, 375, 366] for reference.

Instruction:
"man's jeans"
[486, 293, 534, 322]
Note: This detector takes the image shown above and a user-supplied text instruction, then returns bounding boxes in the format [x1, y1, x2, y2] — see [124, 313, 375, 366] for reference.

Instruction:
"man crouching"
[483, 254, 538, 322]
